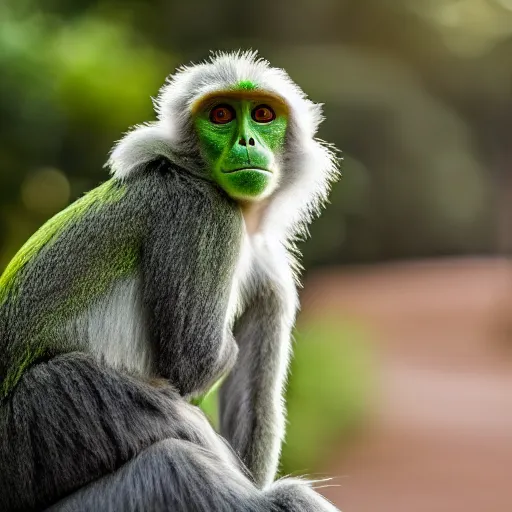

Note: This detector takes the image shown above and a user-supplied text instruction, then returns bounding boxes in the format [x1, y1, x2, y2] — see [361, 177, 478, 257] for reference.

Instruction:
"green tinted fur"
[194, 99, 288, 200]
[1, 239, 139, 400]
[0, 181, 126, 307]
[235, 80, 257, 91]
[39, 240, 139, 332]
[1, 344, 47, 401]
[0, 180, 136, 398]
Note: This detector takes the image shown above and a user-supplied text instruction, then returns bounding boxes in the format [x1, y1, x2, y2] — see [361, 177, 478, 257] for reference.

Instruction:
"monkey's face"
[193, 93, 288, 201]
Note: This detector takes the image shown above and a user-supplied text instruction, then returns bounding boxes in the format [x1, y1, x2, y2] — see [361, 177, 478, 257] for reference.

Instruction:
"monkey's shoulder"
[0, 179, 133, 299]
[135, 158, 241, 213]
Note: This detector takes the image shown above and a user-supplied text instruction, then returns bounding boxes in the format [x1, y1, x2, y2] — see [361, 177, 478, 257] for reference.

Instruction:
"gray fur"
[138, 162, 243, 398]
[48, 440, 337, 512]
[1, 349, 337, 512]
[1, 159, 243, 399]
[48, 439, 263, 512]
[0, 351, 240, 511]
[0, 52, 341, 511]
[220, 235, 297, 488]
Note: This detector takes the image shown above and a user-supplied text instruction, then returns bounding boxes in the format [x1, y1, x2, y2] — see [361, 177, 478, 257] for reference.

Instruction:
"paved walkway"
[301, 258, 512, 512]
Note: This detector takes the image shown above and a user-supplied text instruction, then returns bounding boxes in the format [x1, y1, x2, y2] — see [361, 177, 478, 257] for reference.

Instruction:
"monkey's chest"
[80, 274, 239, 397]
[168, 327, 238, 399]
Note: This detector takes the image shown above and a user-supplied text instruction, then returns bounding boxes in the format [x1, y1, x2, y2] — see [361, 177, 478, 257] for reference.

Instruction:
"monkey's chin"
[219, 169, 274, 200]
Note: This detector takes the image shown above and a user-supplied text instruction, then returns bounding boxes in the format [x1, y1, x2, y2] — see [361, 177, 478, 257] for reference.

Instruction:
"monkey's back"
[0, 178, 145, 399]
[0, 161, 244, 401]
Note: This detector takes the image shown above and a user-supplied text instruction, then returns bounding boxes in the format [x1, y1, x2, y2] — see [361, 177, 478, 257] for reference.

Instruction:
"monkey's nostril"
[239, 138, 247, 146]
[249, 138, 255, 146]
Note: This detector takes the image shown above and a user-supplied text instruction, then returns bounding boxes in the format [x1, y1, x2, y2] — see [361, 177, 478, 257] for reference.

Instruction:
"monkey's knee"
[49, 439, 265, 512]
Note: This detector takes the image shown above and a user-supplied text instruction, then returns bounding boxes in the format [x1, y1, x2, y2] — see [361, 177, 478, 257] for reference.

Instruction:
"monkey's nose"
[239, 138, 247, 146]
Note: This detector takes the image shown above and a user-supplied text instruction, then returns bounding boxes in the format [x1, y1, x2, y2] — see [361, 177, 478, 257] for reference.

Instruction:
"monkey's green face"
[193, 93, 288, 201]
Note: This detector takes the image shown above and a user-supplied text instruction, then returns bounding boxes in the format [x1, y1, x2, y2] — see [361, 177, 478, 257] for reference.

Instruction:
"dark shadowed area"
[1, 1, 511, 510]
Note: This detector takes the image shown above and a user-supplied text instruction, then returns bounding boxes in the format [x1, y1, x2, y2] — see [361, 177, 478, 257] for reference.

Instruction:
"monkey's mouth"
[222, 167, 272, 174]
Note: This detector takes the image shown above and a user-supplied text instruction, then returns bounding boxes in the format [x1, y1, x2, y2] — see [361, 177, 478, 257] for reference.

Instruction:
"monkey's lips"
[222, 167, 272, 174]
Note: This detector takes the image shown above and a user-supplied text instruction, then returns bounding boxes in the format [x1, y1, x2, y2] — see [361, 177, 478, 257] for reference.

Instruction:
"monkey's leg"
[47, 438, 265, 512]
[0, 351, 237, 512]
[47, 439, 339, 512]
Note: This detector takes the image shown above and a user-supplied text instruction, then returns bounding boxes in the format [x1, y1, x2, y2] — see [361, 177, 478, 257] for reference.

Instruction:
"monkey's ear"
[107, 123, 174, 179]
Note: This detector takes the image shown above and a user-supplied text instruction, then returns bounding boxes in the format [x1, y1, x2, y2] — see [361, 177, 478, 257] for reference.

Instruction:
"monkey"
[0, 51, 340, 511]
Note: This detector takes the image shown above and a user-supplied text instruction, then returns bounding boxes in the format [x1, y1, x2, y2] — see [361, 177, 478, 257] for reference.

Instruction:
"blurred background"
[1, 0, 512, 510]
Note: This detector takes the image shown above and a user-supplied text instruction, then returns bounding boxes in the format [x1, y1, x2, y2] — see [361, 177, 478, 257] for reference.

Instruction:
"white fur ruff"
[107, 50, 339, 245]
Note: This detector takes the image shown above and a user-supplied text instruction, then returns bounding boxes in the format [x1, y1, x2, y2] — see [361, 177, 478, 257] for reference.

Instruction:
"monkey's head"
[109, 51, 339, 239]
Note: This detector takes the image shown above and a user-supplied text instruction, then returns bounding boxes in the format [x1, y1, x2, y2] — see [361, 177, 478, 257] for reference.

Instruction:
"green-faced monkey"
[0, 51, 340, 512]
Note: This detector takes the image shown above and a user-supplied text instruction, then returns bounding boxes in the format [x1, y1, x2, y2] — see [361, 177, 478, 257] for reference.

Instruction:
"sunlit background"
[1, 1, 512, 511]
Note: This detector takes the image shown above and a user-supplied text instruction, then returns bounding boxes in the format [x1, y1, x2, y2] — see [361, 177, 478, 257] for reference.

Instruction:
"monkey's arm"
[219, 236, 298, 488]
[140, 162, 244, 398]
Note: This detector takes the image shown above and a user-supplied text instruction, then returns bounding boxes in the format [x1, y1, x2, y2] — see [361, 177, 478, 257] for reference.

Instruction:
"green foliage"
[51, 17, 167, 131]
[0, 8, 170, 162]
[196, 376, 224, 428]
[280, 318, 373, 476]
[199, 317, 374, 476]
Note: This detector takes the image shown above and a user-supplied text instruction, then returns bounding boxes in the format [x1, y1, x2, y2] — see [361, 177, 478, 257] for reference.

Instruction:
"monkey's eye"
[251, 105, 276, 123]
[209, 104, 235, 124]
